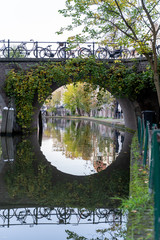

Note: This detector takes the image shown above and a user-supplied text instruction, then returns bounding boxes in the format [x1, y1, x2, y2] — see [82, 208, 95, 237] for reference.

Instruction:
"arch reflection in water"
[0, 118, 131, 209]
[41, 118, 125, 176]
[0, 120, 132, 239]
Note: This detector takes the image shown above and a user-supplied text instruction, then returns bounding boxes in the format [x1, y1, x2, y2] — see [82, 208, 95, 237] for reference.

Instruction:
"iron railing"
[0, 39, 144, 59]
[137, 115, 160, 239]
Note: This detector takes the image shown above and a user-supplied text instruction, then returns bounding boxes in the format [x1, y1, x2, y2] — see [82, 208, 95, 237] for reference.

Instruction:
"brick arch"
[0, 58, 155, 133]
[30, 81, 138, 131]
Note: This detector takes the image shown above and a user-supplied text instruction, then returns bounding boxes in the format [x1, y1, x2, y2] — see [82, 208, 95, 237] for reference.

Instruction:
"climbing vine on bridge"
[5, 57, 155, 132]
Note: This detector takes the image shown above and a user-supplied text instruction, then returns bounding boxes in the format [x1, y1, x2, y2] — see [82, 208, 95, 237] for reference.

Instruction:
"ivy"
[5, 57, 155, 132]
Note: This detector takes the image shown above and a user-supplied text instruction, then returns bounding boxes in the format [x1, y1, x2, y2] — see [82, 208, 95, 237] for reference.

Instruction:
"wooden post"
[1, 107, 9, 134]
[6, 108, 14, 134]
[1, 136, 14, 161]
[1, 107, 14, 135]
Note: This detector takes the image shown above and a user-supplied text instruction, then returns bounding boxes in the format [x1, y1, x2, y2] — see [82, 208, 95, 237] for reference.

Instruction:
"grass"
[120, 133, 154, 240]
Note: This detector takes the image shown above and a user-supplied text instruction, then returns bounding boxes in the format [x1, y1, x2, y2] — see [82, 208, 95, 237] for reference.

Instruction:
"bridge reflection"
[0, 206, 125, 227]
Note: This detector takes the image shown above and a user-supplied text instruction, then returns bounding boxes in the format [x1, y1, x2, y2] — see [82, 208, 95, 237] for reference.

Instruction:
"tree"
[46, 89, 62, 114]
[62, 82, 114, 116]
[63, 83, 96, 115]
[57, 0, 160, 107]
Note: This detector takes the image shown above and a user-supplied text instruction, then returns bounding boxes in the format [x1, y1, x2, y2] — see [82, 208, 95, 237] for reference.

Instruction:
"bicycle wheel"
[58, 47, 67, 58]
[122, 49, 131, 59]
[3, 47, 15, 58]
[39, 48, 47, 58]
[95, 47, 109, 59]
[14, 46, 27, 58]
[79, 47, 92, 57]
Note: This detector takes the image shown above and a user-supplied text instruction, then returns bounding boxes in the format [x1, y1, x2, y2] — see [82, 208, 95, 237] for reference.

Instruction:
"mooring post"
[1, 107, 8, 134]
[6, 108, 14, 134]
[1, 107, 14, 135]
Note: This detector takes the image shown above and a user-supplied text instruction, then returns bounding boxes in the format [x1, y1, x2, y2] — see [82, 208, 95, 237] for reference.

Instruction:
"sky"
[0, 0, 74, 42]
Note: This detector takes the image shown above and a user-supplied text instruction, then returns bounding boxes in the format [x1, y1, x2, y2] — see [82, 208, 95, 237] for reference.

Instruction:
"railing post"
[143, 121, 149, 165]
[8, 39, 10, 58]
[65, 42, 66, 59]
[150, 130, 160, 239]
[137, 116, 142, 145]
[140, 117, 144, 153]
[35, 41, 38, 58]
[93, 42, 95, 56]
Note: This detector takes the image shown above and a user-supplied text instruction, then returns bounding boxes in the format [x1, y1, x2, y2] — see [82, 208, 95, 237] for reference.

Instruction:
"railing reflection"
[0, 207, 125, 227]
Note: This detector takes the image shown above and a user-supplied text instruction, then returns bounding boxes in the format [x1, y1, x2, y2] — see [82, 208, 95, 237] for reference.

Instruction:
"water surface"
[0, 118, 132, 239]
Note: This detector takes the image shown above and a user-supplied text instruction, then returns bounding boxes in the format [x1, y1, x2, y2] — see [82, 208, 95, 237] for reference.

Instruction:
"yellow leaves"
[91, 0, 100, 4]
[114, 60, 121, 63]
[68, 36, 76, 41]
[93, 13, 101, 19]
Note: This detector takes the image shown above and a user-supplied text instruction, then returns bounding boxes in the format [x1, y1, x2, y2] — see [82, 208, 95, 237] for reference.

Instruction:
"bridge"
[0, 40, 158, 134]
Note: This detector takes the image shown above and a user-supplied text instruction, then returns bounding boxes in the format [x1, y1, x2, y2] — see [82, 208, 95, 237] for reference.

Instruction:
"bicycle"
[13, 41, 28, 58]
[95, 45, 131, 59]
[39, 42, 67, 58]
[0, 40, 14, 58]
[14, 40, 42, 58]
[78, 44, 92, 57]
[58, 44, 93, 58]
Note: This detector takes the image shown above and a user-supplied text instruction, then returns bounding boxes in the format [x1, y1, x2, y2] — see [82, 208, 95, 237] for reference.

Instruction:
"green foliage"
[63, 82, 99, 115]
[5, 62, 67, 131]
[65, 230, 87, 240]
[5, 58, 155, 132]
[46, 88, 62, 113]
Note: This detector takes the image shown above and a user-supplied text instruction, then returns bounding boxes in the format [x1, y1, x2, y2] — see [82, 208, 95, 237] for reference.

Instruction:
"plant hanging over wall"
[5, 57, 155, 132]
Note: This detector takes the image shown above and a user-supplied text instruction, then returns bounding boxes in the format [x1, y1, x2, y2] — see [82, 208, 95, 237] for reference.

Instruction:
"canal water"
[0, 118, 133, 240]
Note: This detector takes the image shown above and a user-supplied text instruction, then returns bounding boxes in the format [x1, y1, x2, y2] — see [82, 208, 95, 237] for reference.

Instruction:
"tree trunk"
[77, 107, 81, 116]
[153, 71, 160, 107]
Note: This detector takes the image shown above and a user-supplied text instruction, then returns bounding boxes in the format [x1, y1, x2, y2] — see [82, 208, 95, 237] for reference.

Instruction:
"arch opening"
[32, 81, 137, 133]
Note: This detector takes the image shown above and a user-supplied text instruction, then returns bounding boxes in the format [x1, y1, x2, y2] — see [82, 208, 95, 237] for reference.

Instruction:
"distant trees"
[45, 90, 62, 115]
[63, 83, 95, 116]
[46, 83, 115, 116]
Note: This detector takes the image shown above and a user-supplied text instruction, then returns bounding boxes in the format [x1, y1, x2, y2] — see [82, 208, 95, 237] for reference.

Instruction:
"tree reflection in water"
[42, 118, 126, 175]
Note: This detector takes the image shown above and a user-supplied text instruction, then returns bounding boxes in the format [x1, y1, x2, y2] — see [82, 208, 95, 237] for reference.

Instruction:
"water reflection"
[41, 118, 125, 175]
[0, 207, 124, 227]
[0, 119, 133, 239]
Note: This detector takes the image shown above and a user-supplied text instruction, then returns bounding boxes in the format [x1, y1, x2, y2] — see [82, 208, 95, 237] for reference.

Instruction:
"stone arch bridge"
[0, 57, 157, 133]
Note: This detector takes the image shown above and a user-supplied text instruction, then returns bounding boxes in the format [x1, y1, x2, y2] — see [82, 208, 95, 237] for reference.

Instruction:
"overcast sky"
[0, 0, 73, 42]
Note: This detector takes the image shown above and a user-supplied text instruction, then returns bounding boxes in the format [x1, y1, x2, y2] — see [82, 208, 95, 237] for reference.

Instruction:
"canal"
[0, 118, 133, 239]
